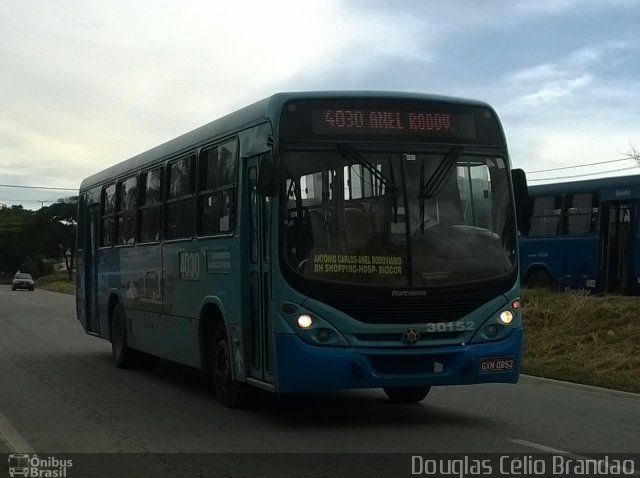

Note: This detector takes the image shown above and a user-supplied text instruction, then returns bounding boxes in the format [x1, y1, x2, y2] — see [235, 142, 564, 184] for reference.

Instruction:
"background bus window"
[139, 168, 163, 243]
[100, 183, 116, 246]
[166, 154, 196, 240]
[528, 196, 562, 237]
[116, 175, 137, 245]
[564, 192, 598, 235]
[198, 140, 238, 235]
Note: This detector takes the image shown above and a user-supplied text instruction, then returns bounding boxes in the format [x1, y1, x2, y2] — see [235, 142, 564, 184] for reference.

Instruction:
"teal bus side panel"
[162, 238, 243, 369]
[121, 245, 164, 357]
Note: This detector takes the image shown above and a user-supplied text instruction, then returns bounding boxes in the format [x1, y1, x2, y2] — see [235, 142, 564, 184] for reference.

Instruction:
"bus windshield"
[282, 147, 517, 288]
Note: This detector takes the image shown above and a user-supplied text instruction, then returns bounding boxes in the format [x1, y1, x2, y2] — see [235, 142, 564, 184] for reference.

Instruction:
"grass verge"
[522, 288, 640, 394]
[36, 274, 75, 295]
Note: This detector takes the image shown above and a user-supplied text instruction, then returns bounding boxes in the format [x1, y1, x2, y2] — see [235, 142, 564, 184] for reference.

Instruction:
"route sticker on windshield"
[312, 253, 403, 275]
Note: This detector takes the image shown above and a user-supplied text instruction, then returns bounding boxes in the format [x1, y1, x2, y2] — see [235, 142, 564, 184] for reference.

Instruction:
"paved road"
[0, 286, 638, 476]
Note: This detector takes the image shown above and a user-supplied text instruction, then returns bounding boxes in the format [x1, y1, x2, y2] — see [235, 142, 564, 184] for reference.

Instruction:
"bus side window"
[564, 193, 598, 235]
[198, 140, 238, 236]
[100, 183, 116, 247]
[529, 195, 562, 237]
[139, 167, 163, 243]
[166, 154, 196, 240]
[116, 176, 137, 245]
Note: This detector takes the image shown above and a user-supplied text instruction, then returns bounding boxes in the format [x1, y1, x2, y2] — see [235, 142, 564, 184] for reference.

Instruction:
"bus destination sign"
[311, 108, 477, 139]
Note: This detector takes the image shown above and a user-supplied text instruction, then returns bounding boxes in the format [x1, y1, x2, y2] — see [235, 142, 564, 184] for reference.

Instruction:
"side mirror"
[511, 168, 530, 235]
[258, 154, 281, 197]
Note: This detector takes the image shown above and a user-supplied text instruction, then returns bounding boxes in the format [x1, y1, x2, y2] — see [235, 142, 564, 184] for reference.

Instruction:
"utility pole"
[37, 200, 48, 209]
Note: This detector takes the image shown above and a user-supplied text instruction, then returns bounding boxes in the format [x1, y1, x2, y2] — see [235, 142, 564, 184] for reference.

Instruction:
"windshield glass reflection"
[282, 149, 516, 288]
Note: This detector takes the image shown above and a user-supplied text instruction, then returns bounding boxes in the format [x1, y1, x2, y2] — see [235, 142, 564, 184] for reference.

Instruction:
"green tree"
[24, 197, 78, 281]
[0, 205, 35, 278]
[19, 254, 54, 279]
[0, 197, 77, 281]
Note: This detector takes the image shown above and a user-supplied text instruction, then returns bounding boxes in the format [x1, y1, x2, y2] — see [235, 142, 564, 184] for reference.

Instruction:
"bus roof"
[528, 174, 640, 196]
[79, 90, 495, 191]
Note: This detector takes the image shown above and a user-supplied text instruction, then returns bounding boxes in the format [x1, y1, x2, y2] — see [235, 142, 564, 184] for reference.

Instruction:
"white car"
[11, 272, 35, 291]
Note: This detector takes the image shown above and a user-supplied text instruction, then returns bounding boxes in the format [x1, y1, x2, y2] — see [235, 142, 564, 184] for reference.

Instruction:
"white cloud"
[1, 0, 640, 207]
[0, 0, 431, 203]
[518, 74, 593, 106]
[511, 0, 640, 16]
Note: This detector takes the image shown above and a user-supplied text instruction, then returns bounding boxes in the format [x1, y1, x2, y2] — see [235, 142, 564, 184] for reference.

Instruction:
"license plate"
[480, 356, 515, 373]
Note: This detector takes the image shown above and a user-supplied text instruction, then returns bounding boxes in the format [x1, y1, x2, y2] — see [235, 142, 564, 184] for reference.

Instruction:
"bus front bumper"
[273, 328, 522, 393]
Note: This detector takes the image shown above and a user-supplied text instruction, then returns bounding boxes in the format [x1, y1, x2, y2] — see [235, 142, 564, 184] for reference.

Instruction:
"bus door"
[84, 204, 100, 334]
[600, 201, 636, 294]
[246, 158, 274, 385]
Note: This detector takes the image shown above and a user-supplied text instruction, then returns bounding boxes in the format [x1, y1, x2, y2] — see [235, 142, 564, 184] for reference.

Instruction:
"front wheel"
[211, 321, 252, 408]
[383, 386, 431, 403]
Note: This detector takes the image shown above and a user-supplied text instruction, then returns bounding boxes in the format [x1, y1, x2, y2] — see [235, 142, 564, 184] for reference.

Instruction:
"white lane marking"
[508, 438, 570, 454]
[0, 411, 35, 453]
[509, 439, 640, 477]
[522, 374, 640, 399]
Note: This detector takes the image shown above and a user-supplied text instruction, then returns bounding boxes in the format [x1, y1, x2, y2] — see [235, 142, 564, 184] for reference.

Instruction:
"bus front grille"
[353, 332, 462, 343]
[330, 299, 485, 324]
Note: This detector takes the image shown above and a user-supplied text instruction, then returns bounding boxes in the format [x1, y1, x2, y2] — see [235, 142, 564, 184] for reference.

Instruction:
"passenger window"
[139, 167, 163, 243]
[564, 193, 598, 235]
[198, 140, 238, 235]
[528, 196, 562, 237]
[116, 176, 137, 245]
[166, 155, 196, 240]
[100, 183, 116, 246]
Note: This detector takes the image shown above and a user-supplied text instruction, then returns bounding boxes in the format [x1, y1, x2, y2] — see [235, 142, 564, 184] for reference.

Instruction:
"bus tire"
[525, 270, 552, 290]
[111, 303, 137, 369]
[211, 321, 252, 408]
[383, 386, 431, 403]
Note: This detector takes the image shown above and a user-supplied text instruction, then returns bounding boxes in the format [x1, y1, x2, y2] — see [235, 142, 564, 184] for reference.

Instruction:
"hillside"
[522, 289, 640, 393]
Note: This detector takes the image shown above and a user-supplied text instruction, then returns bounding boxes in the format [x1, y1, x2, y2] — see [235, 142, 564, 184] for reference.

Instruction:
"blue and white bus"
[76, 91, 527, 407]
[519, 174, 640, 295]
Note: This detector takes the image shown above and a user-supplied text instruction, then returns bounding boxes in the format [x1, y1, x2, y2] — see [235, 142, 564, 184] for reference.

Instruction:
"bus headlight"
[297, 314, 313, 329]
[499, 310, 514, 325]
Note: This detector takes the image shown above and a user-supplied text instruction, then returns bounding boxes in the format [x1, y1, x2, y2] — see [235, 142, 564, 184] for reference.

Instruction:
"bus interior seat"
[308, 209, 332, 252]
[344, 207, 374, 250]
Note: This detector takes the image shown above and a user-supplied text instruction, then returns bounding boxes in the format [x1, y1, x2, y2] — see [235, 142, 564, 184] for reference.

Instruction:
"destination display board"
[281, 98, 504, 145]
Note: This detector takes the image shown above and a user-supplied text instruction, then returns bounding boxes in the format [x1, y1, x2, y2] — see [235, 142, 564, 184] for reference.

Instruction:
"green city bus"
[76, 91, 528, 407]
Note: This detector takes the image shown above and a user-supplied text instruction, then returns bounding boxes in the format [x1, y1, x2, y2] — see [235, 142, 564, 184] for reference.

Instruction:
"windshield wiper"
[337, 144, 399, 221]
[419, 146, 463, 200]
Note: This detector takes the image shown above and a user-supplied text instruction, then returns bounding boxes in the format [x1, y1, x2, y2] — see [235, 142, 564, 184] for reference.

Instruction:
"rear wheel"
[111, 303, 137, 369]
[525, 270, 552, 290]
[383, 386, 431, 403]
[211, 321, 251, 408]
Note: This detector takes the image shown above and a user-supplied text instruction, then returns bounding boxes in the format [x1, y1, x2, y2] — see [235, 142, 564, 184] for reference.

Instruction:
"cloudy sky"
[1, 0, 639, 209]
